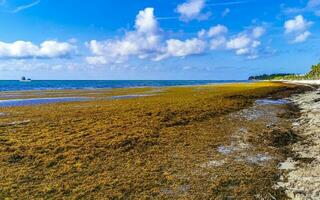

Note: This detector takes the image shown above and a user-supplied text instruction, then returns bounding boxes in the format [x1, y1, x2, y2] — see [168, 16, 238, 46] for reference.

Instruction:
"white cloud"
[235, 48, 249, 55]
[293, 31, 311, 43]
[284, 15, 312, 33]
[0, 59, 82, 72]
[252, 26, 265, 38]
[284, 15, 312, 43]
[197, 25, 228, 50]
[135, 7, 159, 34]
[208, 24, 228, 37]
[197, 29, 207, 38]
[85, 55, 108, 65]
[176, 0, 208, 21]
[210, 37, 226, 50]
[39, 41, 76, 58]
[0, 40, 76, 59]
[87, 7, 269, 64]
[251, 40, 261, 48]
[86, 8, 162, 65]
[226, 35, 251, 49]
[87, 7, 210, 65]
[156, 38, 206, 60]
[225, 26, 265, 59]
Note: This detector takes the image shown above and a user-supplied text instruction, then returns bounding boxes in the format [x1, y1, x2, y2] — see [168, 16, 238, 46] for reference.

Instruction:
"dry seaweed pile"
[0, 82, 308, 199]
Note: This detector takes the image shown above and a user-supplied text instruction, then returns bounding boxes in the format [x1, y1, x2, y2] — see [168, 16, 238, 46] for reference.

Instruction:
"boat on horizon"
[20, 76, 32, 82]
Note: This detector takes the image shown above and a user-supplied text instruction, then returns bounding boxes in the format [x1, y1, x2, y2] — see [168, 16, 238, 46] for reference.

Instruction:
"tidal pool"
[255, 99, 289, 105]
[0, 97, 91, 107]
[108, 94, 155, 100]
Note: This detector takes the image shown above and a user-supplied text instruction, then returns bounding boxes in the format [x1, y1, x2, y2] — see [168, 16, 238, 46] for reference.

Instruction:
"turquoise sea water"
[0, 80, 249, 92]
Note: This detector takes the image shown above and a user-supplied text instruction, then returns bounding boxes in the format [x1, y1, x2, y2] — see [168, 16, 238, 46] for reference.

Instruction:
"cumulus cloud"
[87, 7, 209, 65]
[284, 15, 312, 33]
[155, 38, 206, 60]
[207, 24, 228, 37]
[210, 37, 227, 50]
[252, 26, 266, 38]
[86, 8, 162, 65]
[0, 40, 76, 59]
[86, 7, 269, 64]
[226, 35, 251, 50]
[135, 8, 159, 34]
[225, 27, 265, 58]
[196, 25, 228, 50]
[196, 25, 266, 58]
[293, 31, 311, 43]
[197, 29, 206, 38]
[284, 15, 312, 43]
[39, 41, 76, 58]
[176, 0, 209, 21]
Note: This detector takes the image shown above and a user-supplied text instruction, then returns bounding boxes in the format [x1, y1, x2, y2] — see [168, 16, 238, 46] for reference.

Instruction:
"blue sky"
[0, 0, 320, 80]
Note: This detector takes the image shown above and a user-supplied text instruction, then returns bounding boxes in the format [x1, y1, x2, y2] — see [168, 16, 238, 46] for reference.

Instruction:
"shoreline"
[0, 82, 313, 199]
[273, 80, 320, 86]
[277, 81, 320, 199]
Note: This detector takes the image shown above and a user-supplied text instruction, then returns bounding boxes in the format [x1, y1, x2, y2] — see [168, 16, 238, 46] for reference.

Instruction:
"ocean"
[0, 80, 249, 92]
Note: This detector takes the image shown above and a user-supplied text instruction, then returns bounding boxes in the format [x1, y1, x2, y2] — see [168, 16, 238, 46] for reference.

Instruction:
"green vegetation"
[249, 73, 294, 80]
[249, 63, 320, 80]
[305, 63, 320, 79]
